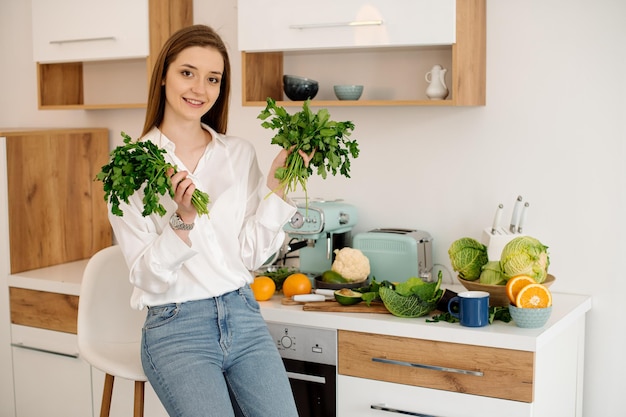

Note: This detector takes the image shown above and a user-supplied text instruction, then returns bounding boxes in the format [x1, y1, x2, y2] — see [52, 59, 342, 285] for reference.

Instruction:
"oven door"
[284, 358, 336, 417]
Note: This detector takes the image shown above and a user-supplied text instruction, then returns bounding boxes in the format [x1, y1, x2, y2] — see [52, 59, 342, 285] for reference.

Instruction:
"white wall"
[0, 1, 624, 416]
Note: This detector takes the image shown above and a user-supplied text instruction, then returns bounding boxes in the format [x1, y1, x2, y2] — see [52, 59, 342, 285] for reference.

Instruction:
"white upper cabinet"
[238, 0, 456, 52]
[31, 0, 149, 63]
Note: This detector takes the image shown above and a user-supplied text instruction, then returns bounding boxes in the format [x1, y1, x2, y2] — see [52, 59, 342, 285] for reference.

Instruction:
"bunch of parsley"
[258, 98, 359, 198]
[96, 132, 210, 217]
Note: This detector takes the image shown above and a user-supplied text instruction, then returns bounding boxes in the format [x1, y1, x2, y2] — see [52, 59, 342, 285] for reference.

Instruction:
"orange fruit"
[506, 275, 536, 305]
[282, 273, 312, 297]
[251, 276, 276, 301]
[515, 283, 552, 308]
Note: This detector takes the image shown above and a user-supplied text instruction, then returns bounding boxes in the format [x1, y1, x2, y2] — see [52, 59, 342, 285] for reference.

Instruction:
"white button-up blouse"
[108, 125, 296, 310]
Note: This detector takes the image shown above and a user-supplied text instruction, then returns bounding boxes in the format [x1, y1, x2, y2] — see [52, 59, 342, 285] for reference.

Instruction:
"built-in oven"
[266, 322, 337, 417]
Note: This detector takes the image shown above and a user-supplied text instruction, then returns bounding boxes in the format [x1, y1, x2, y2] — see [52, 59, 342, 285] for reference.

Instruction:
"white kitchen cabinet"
[11, 325, 93, 417]
[338, 375, 532, 417]
[237, 0, 485, 106]
[337, 319, 586, 417]
[31, 0, 193, 110]
[238, 0, 455, 52]
[31, 0, 149, 63]
[260, 291, 591, 417]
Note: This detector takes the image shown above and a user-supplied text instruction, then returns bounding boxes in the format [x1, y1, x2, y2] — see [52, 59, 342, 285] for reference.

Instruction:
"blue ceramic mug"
[448, 291, 490, 327]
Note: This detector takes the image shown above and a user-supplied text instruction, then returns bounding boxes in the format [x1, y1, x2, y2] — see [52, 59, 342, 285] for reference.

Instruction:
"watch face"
[170, 213, 194, 230]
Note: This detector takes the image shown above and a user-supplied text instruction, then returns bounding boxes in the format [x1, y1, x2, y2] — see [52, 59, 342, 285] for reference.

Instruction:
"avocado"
[321, 270, 347, 284]
[334, 288, 363, 306]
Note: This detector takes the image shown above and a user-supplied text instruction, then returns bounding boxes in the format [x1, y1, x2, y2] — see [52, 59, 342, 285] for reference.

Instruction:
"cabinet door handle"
[289, 20, 383, 30]
[285, 371, 326, 384]
[50, 36, 116, 45]
[372, 357, 484, 377]
[11, 342, 79, 359]
[371, 404, 440, 417]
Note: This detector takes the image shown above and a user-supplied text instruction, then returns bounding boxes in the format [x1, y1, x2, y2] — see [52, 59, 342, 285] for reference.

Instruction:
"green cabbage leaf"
[479, 261, 506, 285]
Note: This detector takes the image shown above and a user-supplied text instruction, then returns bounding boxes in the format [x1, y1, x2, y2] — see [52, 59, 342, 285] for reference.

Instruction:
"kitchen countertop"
[259, 288, 591, 352]
[8, 260, 591, 352]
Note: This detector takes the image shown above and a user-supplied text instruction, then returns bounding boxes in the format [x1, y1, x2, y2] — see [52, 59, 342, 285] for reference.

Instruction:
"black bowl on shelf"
[283, 75, 319, 101]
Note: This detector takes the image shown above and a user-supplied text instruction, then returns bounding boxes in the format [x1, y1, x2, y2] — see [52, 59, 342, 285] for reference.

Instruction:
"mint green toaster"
[353, 228, 433, 283]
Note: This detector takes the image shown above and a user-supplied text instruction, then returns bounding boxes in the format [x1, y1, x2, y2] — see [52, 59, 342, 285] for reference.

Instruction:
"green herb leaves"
[258, 98, 359, 197]
[95, 132, 210, 218]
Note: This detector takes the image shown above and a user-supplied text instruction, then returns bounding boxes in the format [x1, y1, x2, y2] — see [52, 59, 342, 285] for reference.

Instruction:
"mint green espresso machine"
[283, 200, 358, 277]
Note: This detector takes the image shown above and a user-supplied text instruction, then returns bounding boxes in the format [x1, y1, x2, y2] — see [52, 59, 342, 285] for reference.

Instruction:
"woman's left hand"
[267, 148, 315, 199]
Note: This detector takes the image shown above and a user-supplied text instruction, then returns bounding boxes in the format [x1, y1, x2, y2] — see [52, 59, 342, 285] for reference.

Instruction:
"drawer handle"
[372, 357, 484, 377]
[285, 371, 326, 385]
[371, 403, 440, 417]
[50, 36, 116, 45]
[11, 342, 79, 359]
[289, 20, 384, 30]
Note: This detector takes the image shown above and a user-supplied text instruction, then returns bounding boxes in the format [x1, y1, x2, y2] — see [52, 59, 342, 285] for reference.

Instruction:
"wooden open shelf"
[241, 0, 485, 107]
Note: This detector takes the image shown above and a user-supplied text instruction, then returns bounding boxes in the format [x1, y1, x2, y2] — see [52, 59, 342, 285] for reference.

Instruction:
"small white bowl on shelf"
[333, 85, 364, 100]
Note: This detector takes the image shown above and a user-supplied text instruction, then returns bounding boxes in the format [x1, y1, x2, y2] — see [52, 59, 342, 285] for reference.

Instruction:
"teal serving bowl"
[333, 85, 364, 100]
[509, 304, 553, 328]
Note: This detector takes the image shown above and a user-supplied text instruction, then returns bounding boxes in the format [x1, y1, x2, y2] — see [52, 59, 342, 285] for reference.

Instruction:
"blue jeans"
[141, 286, 299, 417]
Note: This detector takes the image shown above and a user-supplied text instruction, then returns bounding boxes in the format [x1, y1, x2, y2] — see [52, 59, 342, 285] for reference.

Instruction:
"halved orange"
[506, 275, 536, 305]
[515, 283, 552, 308]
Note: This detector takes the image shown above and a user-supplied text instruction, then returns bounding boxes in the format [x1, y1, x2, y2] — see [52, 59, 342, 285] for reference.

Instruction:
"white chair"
[78, 245, 147, 417]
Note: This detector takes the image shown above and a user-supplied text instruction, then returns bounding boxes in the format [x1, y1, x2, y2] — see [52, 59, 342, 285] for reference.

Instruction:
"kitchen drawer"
[9, 287, 78, 334]
[338, 330, 534, 403]
[238, 0, 456, 52]
[338, 375, 531, 417]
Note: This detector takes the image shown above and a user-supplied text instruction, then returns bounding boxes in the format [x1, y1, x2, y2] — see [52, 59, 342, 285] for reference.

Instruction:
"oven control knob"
[280, 335, 293, 349]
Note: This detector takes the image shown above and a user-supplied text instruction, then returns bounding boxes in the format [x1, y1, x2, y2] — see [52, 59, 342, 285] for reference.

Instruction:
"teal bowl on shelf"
[509, 304, 553, 328]
[333, 85, 364, 100]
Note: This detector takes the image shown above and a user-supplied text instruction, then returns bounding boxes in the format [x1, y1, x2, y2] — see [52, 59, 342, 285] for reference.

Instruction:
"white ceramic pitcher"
[425, 64, 449, 100]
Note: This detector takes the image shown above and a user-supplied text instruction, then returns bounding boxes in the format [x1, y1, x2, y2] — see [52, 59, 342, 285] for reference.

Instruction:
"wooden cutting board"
[302, 301, 390, 314]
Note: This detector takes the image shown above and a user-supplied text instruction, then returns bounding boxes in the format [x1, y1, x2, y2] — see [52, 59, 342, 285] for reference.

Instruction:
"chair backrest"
[77, 245, 145, 353]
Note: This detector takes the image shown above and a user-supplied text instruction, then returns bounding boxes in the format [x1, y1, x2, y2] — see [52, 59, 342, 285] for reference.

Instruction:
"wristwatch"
[169, 213, 194, 231]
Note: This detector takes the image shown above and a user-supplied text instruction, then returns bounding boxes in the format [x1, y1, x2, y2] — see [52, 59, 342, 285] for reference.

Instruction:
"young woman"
[108, 24, 306, 416]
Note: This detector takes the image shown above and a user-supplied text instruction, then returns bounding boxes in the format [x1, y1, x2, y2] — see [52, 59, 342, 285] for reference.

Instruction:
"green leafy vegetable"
[448, 237, 489, 281]
[426, 306, 512, 324]
[378, 272, 443, 318]
[257, 267, 296, 291]
[500, 236, 550, 283]
[95, 132, 210, 217]
[258, 98, 359, 199]
[479, 261, 506, 285]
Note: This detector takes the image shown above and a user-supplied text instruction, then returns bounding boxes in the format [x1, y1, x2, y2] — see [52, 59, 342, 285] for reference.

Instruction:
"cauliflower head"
[331, 247, 370, 282]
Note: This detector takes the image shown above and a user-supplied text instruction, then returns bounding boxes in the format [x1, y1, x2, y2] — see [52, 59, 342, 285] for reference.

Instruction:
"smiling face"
[162, 46, 225, 125]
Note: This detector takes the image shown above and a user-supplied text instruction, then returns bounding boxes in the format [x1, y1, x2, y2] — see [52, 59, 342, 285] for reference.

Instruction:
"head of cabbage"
[479, 261, 506, 285]
[448, 237, 489, 281]
[500, 236, 550, 283]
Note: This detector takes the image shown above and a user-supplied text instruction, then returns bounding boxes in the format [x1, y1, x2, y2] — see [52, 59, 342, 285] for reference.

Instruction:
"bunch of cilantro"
[96, 132, 210, 217]
[258, 98, 359, 198]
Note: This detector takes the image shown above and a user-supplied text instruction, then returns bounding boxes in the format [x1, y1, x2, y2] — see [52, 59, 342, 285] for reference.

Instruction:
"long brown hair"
[142, 24, 231, 136]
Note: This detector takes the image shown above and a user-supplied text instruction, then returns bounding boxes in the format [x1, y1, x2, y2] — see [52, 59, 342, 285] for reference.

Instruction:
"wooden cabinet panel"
[9, 288, 78, 334]
[4, 128, 112, 273]
[338, 330, 534, 403]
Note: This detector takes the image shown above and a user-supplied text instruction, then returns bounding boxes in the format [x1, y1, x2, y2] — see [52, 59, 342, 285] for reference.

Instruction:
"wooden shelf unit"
[36, 0, 193, 110]
[241, 0, 485, 107]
